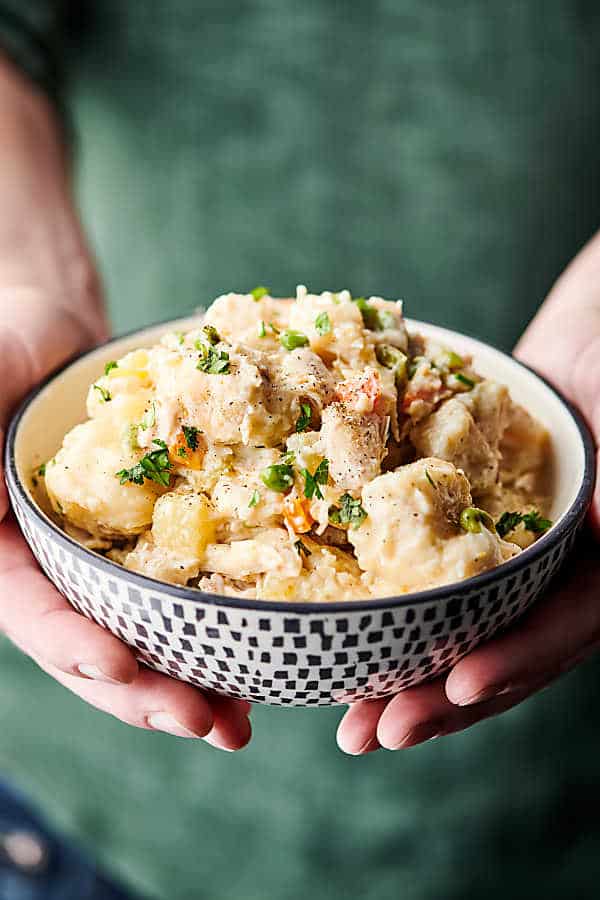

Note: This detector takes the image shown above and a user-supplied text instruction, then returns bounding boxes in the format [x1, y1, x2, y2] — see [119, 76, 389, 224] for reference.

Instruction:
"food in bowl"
[37, 287, 552, 602]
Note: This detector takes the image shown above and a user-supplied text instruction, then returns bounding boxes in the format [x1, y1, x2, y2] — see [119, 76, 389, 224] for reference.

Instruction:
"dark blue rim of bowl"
[4, 317, 597, 614]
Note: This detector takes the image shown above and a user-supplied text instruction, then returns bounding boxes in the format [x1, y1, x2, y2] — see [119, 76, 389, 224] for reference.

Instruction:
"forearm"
[0, 55, 108, 421]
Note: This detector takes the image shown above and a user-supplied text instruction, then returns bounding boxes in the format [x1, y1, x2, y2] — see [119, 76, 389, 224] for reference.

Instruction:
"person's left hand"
[337, 231, 600, 755]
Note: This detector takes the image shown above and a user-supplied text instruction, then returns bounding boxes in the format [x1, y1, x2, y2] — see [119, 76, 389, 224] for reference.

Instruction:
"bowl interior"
[11, 316, 586, 559]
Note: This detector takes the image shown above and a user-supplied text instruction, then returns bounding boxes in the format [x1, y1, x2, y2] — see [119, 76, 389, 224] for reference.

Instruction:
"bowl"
[4, 317, 595, 706]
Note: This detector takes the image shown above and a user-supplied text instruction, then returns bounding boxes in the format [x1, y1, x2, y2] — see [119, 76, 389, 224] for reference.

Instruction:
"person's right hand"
[0, 57, 251, 750]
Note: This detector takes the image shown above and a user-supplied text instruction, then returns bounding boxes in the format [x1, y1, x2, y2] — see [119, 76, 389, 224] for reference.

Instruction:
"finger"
[202, 693, 252, 752]
[0, 427, 8, 522]
[337, 698, 388, 755]
[375, 680, 452, 749]
[445, 546, 600, 708]
[378, 679, 551, 750]
[29, 654, 216, 738]
[0, 518, 138, 684]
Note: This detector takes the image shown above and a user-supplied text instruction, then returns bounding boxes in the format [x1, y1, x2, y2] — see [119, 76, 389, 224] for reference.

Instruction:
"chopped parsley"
[496, 510, 552, 538]
[177, 447, 188, 458]
[294, 539, 312, 557]
[269, 321, 280, 335]
[329, 493, 367, 529]
[375, 344, 408, 385]
[315, 311, 332, 336]
[425, 468, 436, 489]
[280, 329, 310, 351]
[38, 463, 47, 477]
[175, 331, 186, 345]
[141, 403, 156, 430]
[353, 297, 396, 332]
[196, 343, 230, 374]
[202, 324, 221, 345]
[302, 459, 329, 500]
[258, 320, 267, 338]
[280, 450, 296, 465]
[522, 510, 553, 533]
[182, 425, 200, 451]
[93, 384, 112, 403]
[407, 358, 420, 379]
[251, 285, 269, 301]
[116, 440, 172, 488]
[104, 361, 118, 375]
[454, 373, 475, 389]
[295, 402, 312, 433]
[248, 489, 261, 508]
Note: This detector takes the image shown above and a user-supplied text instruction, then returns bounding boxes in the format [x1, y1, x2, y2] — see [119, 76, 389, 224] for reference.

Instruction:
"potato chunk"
[45, 417, 160, 539]
[152, 491, 216, 558]
[349, 458, 515, 595]
[202, 528, 301, 579]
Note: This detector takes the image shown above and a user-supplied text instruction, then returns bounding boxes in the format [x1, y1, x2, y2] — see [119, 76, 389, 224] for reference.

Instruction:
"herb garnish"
[280, 329, 310, 351]
[182, 425, 200, 451]
[353, 297, 396, 332]
[269, 322, 280, 335]
[202, 324, 221, 345]
[302, 459, 329, 500]
[454, 373, 475, 389]
[196, 343, 230, 374]
[251, 285, 269, 301]
[38, 463, 47, 477]
[294, 539, 312, 557]
[280, 450, 296, 465]
[329, 493, 367, 529]
[315, 311, 332, 336]
[258, 320, 267, 338]
[116, 440, 172, 487]
[295, 402, 312, 433]
[248, 489, 261, 508]
[425, 469, 436, 489]
[93, 384, 112, 403]
[496, 510, 552, 538]
[104, 361, 118, 375]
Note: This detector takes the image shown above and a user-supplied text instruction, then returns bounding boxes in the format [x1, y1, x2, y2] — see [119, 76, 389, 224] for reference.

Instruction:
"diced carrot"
[283, 493, 315, 534]
[336, 369, 383, 414]
[168, 429, 206, 470]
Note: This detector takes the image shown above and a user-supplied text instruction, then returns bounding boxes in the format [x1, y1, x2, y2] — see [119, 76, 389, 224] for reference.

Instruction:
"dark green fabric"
[2, 2, 600, 899]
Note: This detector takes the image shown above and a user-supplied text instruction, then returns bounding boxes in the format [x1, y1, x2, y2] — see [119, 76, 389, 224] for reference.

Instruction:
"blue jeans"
[0, 782, 145, 900]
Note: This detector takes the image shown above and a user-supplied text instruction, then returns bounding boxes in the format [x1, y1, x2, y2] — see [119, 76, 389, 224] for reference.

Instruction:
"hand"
[0, 59, 251, 750]
[337, 230, 600, 754]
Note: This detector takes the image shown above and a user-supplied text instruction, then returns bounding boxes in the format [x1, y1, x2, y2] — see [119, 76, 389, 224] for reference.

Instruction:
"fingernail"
[146, 712, 204, 739]
[453, 682, 520, 706]
[387, 720, 446, 750]
[76, 664, 125, 686]
[203, 738, 236, 752]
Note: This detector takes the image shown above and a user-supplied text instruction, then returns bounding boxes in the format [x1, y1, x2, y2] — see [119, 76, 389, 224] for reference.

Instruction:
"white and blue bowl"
[5, 318, 595, 706]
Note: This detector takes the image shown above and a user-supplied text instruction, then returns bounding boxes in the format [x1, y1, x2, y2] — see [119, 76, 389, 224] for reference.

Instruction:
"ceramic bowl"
[4, 317, 595, 706]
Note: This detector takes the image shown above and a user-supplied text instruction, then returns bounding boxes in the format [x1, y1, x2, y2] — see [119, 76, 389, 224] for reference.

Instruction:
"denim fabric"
[0, 782, 142, 900]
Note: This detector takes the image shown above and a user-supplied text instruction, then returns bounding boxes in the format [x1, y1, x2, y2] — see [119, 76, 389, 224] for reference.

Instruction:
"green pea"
[279, 330, 310, 351]
[460, 507, 495, 533]
[375, 344, 408, 385]
[260, 463, 294, 493]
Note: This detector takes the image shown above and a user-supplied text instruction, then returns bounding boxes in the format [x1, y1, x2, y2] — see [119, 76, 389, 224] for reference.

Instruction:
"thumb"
[515, 228, 600, 533]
